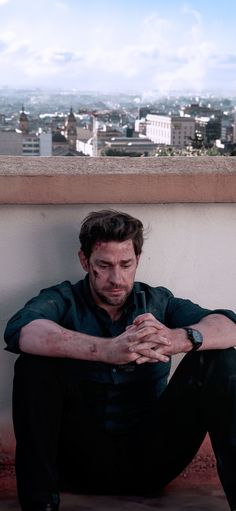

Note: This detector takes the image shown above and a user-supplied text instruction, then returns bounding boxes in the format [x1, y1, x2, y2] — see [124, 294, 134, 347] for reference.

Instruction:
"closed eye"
[97, 263, 110, 268]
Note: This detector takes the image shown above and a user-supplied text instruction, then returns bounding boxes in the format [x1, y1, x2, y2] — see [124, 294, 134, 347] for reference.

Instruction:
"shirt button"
[112, 368, 117, 373]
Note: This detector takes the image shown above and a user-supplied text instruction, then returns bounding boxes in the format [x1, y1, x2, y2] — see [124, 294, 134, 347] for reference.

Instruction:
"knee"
[202, 348, 236, 385]
[14, 354, 61, 384]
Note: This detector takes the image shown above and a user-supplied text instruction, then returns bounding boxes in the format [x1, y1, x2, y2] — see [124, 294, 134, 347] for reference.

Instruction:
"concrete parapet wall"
[0, 156, 236, 204]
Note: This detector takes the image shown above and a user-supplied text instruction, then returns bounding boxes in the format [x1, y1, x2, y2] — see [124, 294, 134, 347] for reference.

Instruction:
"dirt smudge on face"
[90, 263, 99, 281]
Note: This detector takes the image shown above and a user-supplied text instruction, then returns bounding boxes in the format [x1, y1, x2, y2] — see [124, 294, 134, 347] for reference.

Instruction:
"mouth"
[106, 288, 126, 295]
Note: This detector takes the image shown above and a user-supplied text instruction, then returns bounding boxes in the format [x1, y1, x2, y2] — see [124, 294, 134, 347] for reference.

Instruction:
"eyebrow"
[96, 258, 134, 264]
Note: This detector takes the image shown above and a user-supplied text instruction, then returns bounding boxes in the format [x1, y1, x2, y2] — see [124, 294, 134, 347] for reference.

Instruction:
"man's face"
[79, 240, 140, 312]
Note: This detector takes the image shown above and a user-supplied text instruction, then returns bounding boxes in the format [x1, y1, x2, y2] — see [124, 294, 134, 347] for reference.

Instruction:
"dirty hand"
[104, 318, 171, 365]
[128, 313, 186, 364]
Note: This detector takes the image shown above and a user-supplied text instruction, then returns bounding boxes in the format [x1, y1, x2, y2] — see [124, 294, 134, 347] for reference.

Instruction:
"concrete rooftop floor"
[0, 488, 230, 511]
[0, 481, 230, 511]
[0, 437, 230, 510]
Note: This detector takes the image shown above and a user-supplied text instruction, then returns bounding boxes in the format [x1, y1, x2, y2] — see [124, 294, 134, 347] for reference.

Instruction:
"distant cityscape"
[0, 88, 236, 157]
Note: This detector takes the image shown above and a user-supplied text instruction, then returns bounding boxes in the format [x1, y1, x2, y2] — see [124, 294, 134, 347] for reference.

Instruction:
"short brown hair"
[79, 210, 144, 258]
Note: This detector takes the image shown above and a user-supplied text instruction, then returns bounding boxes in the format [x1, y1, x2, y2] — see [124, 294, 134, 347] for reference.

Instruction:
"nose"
[109, 266, 122, 286]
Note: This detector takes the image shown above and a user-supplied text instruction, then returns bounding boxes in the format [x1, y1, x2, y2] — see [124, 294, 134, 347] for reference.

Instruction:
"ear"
[79, 250, 89, 272]
[136, 254, 140, 267]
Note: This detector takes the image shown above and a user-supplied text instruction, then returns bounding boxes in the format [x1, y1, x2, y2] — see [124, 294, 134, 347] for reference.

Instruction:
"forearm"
[19, 319, 110, 361]
[128, 312, 236, 363]
[189, 314, 236, 351]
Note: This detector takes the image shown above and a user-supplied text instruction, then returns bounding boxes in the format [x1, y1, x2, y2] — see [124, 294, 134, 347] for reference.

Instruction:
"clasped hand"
[127, 313, 172, 364]
[107, 313, 185, 365]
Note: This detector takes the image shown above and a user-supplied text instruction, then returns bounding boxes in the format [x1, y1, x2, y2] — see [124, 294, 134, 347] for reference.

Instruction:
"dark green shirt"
[4, 276, 236, 391]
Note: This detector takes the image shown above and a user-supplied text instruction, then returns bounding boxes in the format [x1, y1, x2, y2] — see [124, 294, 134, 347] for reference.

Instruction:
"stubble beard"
[94, 287, 130, 308]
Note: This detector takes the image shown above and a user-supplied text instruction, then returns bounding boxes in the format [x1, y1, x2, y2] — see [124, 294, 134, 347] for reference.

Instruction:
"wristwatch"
[183, 327, 203, 350]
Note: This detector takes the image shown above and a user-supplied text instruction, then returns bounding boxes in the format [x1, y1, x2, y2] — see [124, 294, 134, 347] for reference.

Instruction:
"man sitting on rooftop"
[4, 209, 236, 511]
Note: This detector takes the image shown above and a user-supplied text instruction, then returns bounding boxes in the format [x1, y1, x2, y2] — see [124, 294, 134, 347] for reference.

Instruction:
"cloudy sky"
[0, 0, 235, 93]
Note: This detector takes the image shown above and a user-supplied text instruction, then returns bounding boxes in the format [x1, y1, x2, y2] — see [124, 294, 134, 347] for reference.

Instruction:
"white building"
[146, 114, 195, 147]
[22, 132, 52, 156]
[77, 137, 93, 157]
[104, 137, 157, 155]
[39, 132, 52, 156]
[234, 110, 236, 143]
[22, 135, 40, 156]
[134, 118, 147, 135]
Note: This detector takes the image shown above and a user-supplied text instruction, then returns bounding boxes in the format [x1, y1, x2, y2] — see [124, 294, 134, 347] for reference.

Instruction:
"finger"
[135, 356, 154, 364]
[136, 352, 170, 364]
[129, 337, 171, 351]
[133, 314, 164, 329]
[126, 327, 170, 349]
[130, 326, 168, 340]
[133, 320, 165, 333]
[135, 347, 170, 361]
[134, 354, 160, 363]
[126, 327, 155, 343]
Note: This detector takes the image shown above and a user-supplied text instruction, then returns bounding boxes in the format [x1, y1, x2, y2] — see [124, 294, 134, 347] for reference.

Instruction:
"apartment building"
[22, 132, 52, 156]
[146, 114, 195, 147]
[103, 136, 157, 155]
[234, 110, 236, 143]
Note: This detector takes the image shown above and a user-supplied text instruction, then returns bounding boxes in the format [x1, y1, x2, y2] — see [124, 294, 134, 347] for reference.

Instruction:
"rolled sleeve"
[165, 296, 236, 329]
[4, 282, 71, 354]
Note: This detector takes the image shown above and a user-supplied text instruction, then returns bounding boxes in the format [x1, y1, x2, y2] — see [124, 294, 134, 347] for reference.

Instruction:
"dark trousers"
[13, 349, 236, 510]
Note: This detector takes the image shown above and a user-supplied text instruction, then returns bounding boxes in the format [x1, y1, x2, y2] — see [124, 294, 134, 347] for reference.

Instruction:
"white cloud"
[54, 1, 70, 12]
[0, 0, 10, 5]
[0, 3, 235, 91]
[182, 3, 202, 24]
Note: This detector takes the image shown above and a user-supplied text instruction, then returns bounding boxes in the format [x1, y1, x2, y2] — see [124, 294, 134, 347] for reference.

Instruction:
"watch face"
[184, 327, 203, 350]
[192, 329, 203, 343]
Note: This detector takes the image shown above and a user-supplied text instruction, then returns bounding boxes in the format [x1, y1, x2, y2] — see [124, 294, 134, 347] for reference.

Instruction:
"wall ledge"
[0, 156, 236, 204]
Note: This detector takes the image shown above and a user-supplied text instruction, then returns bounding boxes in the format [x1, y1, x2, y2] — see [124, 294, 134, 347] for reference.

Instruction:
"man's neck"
[104, 306, 123, 322]
[88, 284, 124, 321]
